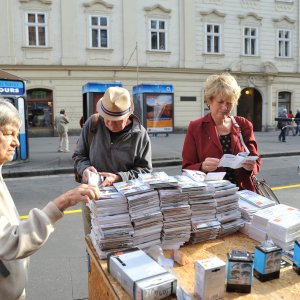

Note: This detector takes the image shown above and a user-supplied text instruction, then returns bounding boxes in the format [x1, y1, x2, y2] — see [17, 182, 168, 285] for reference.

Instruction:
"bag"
[277, 121, 282, 129]
[252, 176, 280, 204]
[74, 114, 99, 183]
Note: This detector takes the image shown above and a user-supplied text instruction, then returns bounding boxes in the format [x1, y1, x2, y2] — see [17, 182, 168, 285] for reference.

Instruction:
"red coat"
[182, 113, 261, 191]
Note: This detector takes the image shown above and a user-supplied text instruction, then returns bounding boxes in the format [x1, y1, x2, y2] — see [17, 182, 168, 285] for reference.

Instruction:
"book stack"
[250, 204, 299, 243]
[209, 180, 244, 237]
[158, 187, 192, 249]
[127, 190, 163, 250]
[88, 186, 134, 259]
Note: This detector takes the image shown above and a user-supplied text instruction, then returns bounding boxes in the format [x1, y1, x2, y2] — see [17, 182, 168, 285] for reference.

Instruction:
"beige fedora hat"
[97, 87, 134, 121]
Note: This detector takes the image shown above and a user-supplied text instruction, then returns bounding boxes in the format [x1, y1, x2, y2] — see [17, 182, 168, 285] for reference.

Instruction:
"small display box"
[194, 256, 226, 300]
[226, 250, 253, 293]
[254, 241, 282, 282]
[108, 247, 177, 300]
[293, 240, 300, 274]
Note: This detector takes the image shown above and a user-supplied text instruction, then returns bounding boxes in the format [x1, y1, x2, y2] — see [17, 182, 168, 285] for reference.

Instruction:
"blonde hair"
[204, 73, 241, 105]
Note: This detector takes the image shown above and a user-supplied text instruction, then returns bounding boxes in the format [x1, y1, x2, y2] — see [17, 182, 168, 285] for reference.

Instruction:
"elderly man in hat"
[72, 87, 152, 234]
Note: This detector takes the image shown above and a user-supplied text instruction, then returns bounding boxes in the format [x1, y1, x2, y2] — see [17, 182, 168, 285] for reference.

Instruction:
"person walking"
[54, 109, 70, 152]
[278, 108, 288, 142]
[295, 109, 300, 136]
[286, 110, 295, 136]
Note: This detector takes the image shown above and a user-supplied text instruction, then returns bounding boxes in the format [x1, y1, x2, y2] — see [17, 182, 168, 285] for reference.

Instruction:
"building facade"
[0, 0, 299, 135]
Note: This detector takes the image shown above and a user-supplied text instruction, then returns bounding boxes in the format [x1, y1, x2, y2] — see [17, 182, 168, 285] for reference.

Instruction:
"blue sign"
[0, 80, 25, 96]
[82, 82, 122, 93]
[133, 84, 174, 94]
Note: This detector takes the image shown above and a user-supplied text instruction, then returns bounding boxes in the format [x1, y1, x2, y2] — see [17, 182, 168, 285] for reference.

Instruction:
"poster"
[146, 93, 173, 132]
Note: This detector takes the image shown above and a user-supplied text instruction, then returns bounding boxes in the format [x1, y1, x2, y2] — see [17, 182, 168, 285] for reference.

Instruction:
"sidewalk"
[3, 131, 300, 178]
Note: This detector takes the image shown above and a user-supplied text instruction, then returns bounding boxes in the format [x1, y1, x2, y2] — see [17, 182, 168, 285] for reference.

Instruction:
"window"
[180, 96, 196, 102]
[89, 16, 109, 48]
[277, 29, 292, 58]
[150, 19, 167, 51]
[205, 24, 221, 53]
[26, 12, 47, 47]
[243, 27, 258, 56]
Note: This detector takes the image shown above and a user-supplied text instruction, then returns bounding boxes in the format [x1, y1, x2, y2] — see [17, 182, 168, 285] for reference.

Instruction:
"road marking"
[20, 209, 82, 219]
[272, 184, 300, 190]
[19, 183, 300, 219]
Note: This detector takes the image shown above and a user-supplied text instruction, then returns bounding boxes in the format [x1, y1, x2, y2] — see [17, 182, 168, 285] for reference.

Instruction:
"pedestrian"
[278, 108, 288, 142]
[0, 99, 100, 300]
[54, 109, 69, 152]
[182, 73, 261, 191]
[73, 86, 152, 234]
[295, 109, 300, 136]
[286, 110, 295, 136]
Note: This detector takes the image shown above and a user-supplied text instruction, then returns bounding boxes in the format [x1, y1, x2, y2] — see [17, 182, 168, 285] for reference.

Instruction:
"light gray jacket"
[0, 166, 63, 300]
[73, 115, 152, 181]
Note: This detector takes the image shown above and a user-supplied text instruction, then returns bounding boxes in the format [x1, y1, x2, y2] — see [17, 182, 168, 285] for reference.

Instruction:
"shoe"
[282, 140, 286, 142]
[57, 149, 63, 152]
[63, 150, 70, 153]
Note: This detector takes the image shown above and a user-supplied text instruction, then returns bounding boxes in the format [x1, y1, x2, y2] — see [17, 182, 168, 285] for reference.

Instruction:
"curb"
[3, 151, 300, 179]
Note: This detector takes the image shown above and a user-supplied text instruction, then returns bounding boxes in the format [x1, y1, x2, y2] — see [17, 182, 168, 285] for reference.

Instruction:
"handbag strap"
[230, 116, 250, 154]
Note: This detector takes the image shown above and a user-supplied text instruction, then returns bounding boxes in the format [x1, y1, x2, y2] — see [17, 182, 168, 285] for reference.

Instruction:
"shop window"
[27, 89, 53, 128]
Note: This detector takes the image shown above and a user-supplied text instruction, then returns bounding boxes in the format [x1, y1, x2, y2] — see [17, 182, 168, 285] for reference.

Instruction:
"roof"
[0, 70, 24, 81]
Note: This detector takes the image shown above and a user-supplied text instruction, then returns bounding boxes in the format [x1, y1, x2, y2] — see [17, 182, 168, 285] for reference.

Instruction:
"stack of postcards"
[237, 190, 275, 209]
[208, 180, 244, 237]
[267, 210, 300, 251]
[250, 204, 299, 243]
[88, 186, 134, 259]
[127, 190, 163, 250]
[186, 182, 220, 244]
[158, 186, 191, 249]
[138, 172, 179, 189]
[113, 179, 153, 196]
[237, 190, 276, 236]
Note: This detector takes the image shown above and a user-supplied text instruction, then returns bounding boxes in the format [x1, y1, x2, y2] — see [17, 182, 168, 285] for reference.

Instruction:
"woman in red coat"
[182, 73, 261, 191]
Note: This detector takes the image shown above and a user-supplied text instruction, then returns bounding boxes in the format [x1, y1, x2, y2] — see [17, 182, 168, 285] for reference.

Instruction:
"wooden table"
[86, 233, 300, 299]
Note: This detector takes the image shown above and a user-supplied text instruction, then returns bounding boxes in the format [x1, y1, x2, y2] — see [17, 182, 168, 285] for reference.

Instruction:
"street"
[5, 156, 300, 300]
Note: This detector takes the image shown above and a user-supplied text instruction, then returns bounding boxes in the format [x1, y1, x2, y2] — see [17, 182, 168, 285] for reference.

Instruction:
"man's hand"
[99, 172, 122, 187]
[82, 166, 98, 184]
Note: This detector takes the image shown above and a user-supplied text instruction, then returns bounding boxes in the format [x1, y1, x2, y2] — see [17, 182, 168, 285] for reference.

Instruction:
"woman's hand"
[99, 172, 122, 187]
[82, 166, 98, 183]
[201, 157, 220, 172]
[53, 184, 100, 212]
[242, 160, 256, 172]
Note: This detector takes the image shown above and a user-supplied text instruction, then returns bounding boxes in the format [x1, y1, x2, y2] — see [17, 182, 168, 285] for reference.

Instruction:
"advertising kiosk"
[82, 82, 122, 122]
[0, 72, 28, 161]
[132, 84, 174, 135]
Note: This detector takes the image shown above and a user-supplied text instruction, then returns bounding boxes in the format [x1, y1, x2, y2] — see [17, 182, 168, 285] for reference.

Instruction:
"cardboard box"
[194, 256, 226, 300]
[108, 248, 177, 300]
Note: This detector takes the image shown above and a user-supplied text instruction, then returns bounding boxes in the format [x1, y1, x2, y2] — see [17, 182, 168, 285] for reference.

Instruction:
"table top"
[87, 233, 300, 299]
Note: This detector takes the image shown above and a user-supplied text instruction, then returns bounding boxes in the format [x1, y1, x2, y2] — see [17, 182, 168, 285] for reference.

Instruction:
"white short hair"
[0, 98, 21, 128]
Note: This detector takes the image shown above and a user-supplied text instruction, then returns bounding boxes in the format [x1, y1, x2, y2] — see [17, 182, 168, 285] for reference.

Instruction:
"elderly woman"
[0, 99, 100, 300]
[73, 86, 152, 234]
[182, 73, 261, 191]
